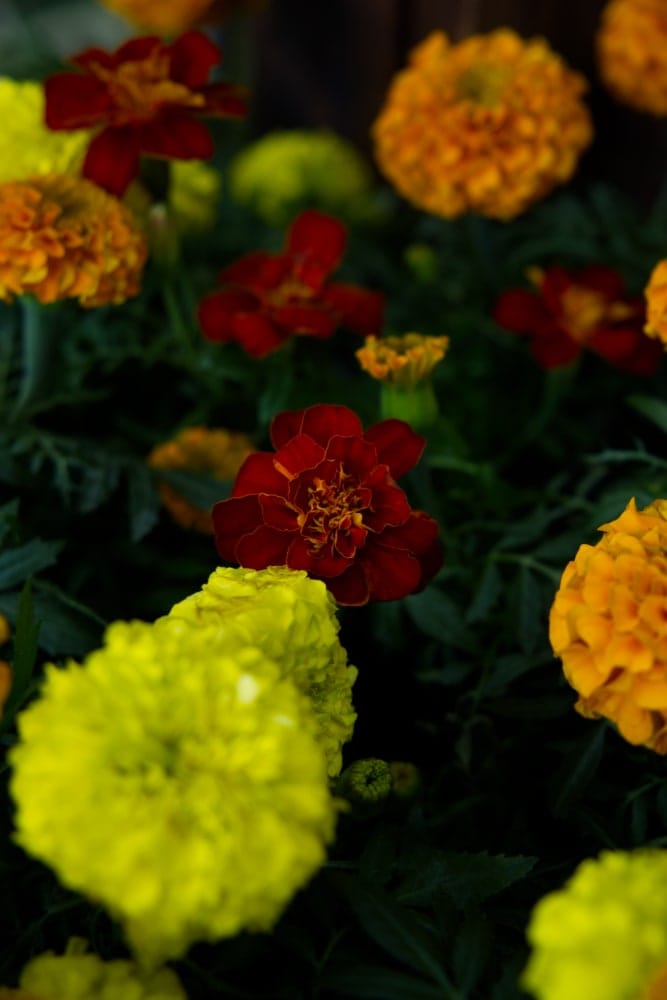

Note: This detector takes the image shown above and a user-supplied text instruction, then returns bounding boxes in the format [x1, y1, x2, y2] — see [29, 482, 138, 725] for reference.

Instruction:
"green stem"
[12, 297, 57, 418]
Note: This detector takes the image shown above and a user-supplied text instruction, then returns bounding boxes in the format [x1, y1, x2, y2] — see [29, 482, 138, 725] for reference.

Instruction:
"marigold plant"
[212, 403, 443, 605]
[356, 333, 450, 387]
[494, 264, 662, 373]
[168, 565, 357, 775]
[10, 617, 336, 965]
[550, 497, 667, 752]
[148, 426, 255, 533]
[44, 32, 246, 196]
[98, 0, 221, 34]
[372, 29, 592, 220]
[597, 0, 667, 115]
[198, 210, 384, 358]
[522, 849, 667, 1000]
[644, 258, 667, 347]
[0, 174, 147, 307]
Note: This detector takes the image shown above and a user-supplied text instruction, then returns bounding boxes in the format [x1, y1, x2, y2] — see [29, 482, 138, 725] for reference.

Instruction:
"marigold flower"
[0, 78, 89, 182]
[44, 32, 247, 196]
[356, 333, 449, 388]
[549, 497, 667, 752]
[372, 29, 592, 220]
[212, 403, 443, 606]
[644, 259, 667, 347]
[198, 209, 384, 358]
[597, 0, 667, 115]
[148, 426, 255, 533]
[494, 264, 662, 374]
[522, 849, 667, 1000]
[0, 937, 186, 1000]
[168, 565, 357, 775]
[10, 617, 336, 965]
[98, 0, 221, 34]
[228, 129, 374, 226]
[0, 174, 147, 307]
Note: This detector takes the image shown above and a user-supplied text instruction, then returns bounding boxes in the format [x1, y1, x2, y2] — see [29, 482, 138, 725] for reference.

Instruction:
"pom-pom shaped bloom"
[372, 29, 592, 220]
[550, 497, 667, 752]
[168, 565, 357, 775]
[522, 849, 667, 1000]
[148, 426, 255, 533]
[0, 78, 89, 182]
[228, 129, 374, 226]
[644, 259, 667, 347]
[44, 32, 246, 196]
[0, 937, 185, 1000]
[494, 264, 662, 374]
[212, 403, 443, 606]
[198, 209, 384, 358]
[356, 333, 450, 388]
[0, 174, 147, 307]
[9, 617, 336, 965]
[596, 0, 667, 115]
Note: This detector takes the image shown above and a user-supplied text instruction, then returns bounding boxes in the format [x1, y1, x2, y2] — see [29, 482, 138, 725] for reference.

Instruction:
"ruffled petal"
[197, 289, 259, 343]
[364, 419, 425, 479]
[169, 31, 221, 87]
[358, 543, 423, 602]
[212, 494, 263, 561]
[139, 112, 213, 159]
[82, 127, 141, 196]
[44, 72, 112, 129]
[493, 288, 547, 335]
[230, 313, 287, 358]
[321, 284, 385, 334]
[287, 210, 347, 279]
[232, 453, 290, 497]
[274, 434, 325, 476]
[234, 524, 293, 569]
[300, 404, 364, 447]
[318, 561, 370, 606]
[272, 304, 337, 337]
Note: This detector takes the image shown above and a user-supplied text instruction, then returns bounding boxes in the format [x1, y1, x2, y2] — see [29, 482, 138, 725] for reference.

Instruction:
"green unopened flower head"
[228, 129, 373, 226]
[336, 758, 393, 804]
[10, 617, 336, 967]
[522, 849, 667, 1000]
[0, 937, 186, 999]
[168, 566, 357, 775]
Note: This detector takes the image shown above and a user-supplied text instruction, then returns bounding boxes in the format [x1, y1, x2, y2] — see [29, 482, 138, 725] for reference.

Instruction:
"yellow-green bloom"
[522, 849, 667, 1000]
[10, 617, 336, 967]
[168, 566, 357, 776]
[0, 78, 89, 182]
[336, 758, 393, 804]
[0, 937, 185, 999]
[228, 129, 373, 226]
[169, 159, 222, 233]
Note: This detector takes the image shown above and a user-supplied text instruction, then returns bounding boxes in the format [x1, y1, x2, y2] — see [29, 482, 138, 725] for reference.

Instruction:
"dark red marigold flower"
[212, 403, 443, 605]
[44, 31, 247, 196]
[493, 264, 662, 375]
[197, 209, 385, 358]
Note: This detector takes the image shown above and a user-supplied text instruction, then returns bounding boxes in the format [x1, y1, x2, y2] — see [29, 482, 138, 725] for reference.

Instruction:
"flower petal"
[325, 562, 371, 606]
[272, 304, 337, 338]
[274, 434, 325, 476]
[300, 404, 364, 447]
[364, 419, 425, 479]
[287, 534, 352, 579]
[287, 210, 347, 278]
[212, 494, 263, 561]
[232, 453, 290, 497]
[530, 329, 581, 369]
[493, 288, 547, 334]
[139, 112, 214, 160]
[321, 284, 385, 334]
[270, 409, 307, 449]
[44, 72, 112, 129]
[359, 543, 423, 601]
[82, 127, 141, 196]
[169, 31, 221, 87]
[197, 289, 259, 343]
[258, 494, 300, 531]
[222, 252, 288, 293]
[200, 81, 248, 118]
[235, 524, 294, 569]
[325, 435, 378, 479]
[231, 313, 288, 358]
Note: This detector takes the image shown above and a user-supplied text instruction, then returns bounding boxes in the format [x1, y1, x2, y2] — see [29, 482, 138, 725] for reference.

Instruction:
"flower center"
[455, 63, 509, 106]
[265, 278, 314, 308]
[297, 466, 370, 556]
[92, 50, 205, 123]
[560, 285, 634, 343]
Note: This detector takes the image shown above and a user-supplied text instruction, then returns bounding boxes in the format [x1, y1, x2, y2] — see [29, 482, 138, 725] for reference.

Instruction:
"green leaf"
[1, 581, 40, 729]
[452, 911, 492, 995]
[404, 588, 475, 650]
[627, 394, 667, 435]
[396, 850, 537, 909]
[155, 468, 231, 511]
[552, 725, 607, 818]
[466, 562, 502, 624]
[517, 566, 547, 655]
[126, 461, 160, 541]
[321, 962, 451, 1000]
[0, 499, 19, 547]
[0, 538, 63, 590]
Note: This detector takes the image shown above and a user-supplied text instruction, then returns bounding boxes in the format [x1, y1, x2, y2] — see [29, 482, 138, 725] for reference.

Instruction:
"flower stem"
[12, 297, 57, 418]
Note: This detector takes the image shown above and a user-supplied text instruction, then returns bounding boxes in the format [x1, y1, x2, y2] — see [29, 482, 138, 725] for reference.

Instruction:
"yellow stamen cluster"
[0, 175, 147, 307]
[550, 497, 667, 752]
[596, 0, 667, 115]
[372, 29, 592, 220]
[644, 259, 667, 347]
[355, 333, 449, 387]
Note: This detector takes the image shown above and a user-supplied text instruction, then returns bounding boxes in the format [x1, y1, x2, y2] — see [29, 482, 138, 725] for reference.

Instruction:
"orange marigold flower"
[98, 0, 264, 35]
[644, 259, 667, 347]
[355, 333, 449, 388]
[371, 29, 593, 220]
[550, 497, 667, 753]
[596, 0, 667, 115]
[0, 174, 147, 307]
[148, 426, 255, 533]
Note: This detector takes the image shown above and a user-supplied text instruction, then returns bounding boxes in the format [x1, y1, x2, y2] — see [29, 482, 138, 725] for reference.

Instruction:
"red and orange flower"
[198, 209, 384, 358]
[494, 264, 662, 374]
[212, 404, 443, 605]
[44, 32, 246, 196]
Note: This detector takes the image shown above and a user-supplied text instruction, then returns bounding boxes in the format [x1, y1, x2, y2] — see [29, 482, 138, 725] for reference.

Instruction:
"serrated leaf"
[0, 538, 63, 590]
[396, 850, 537, 908]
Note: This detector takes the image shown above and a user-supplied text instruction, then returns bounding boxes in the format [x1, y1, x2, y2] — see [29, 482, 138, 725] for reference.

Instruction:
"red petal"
[588, 326, 663, 374]
[169, 31, 221, 87]
[363, 480, 412, 531]
[222, 252, 288, 294]
[232, 453, 290, 497]
[235, 524, 293, 569]
[258, 494, 300, 531]
[44, 73, 112, 129]
[325, 562, 370, 606]
[577, 264, 625, 299]
[212, 494, 262, 561]
[200, 81, 248, 118]
[325, 435, 378, 479]
[287, 534, 352, 578]
[300, 404, 364, 447]
[493, 289, 547, 334]
[287, 210, 346, 277]
[358, 544, 422, 601]
[71, 45, 121, 71]
[530, 330, 581, 369]
[197, 289, 259, 342]
[272, 303, 337, 337]
[321, 284, 385, 334]
[109, 36, 163, 67]
[82, 128, 140, 195]
[270, 409, 307, 449]
[231, 313, 287, 358]
[139, 112, 213, 159]
[379, 511, 440, 554]
[274, 434, 325, 475]
[364, 419, 425, 479]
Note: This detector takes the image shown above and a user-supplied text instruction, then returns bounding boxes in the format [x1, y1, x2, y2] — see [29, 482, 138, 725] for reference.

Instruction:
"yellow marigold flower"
[0, 78, 89, 183]
[356, 333, 449, 388]
[228, 129, 374, 226]
[9, 616, 336, 966]
[98, 0, 220, 34]
[168, 565, 357, 776]
[169, 159, 222, 233]
[0, 937, 186, 1000]
[522, 849, 667, 1000]
[147, 427, 255, 534]
[0, 175, 147, 307]
[597, 0, 667, 115]
[644, 259, 667, 346]
[549, 497, 667, 752]
[371, 29, 593, 220]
